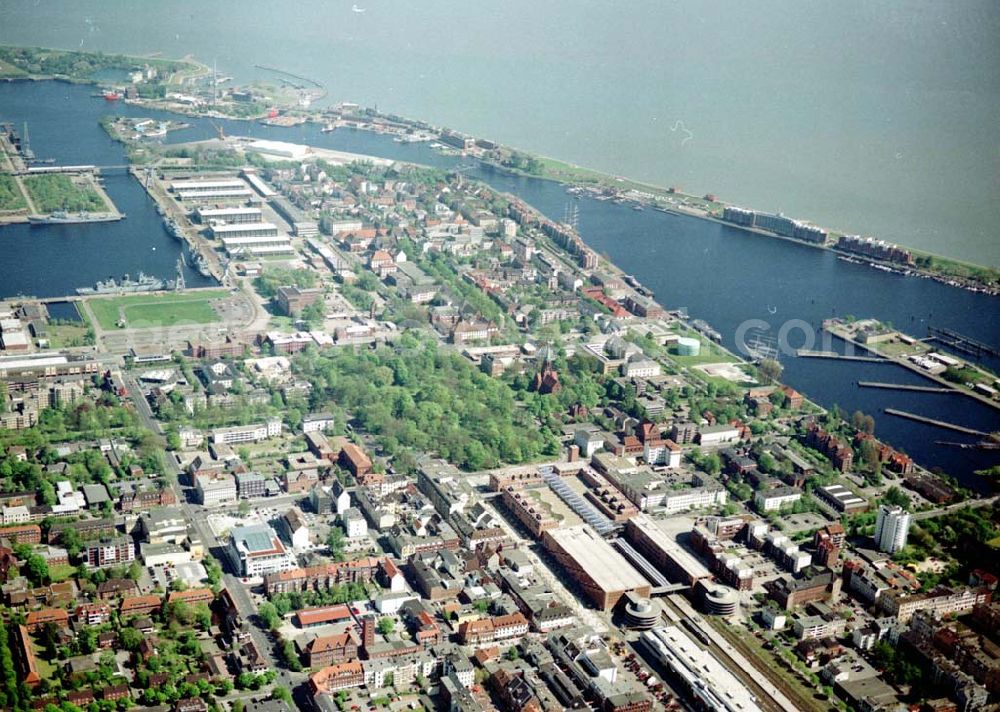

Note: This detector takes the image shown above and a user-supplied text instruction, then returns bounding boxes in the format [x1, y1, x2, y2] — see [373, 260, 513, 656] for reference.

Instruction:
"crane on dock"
[210, 120, 226, 141]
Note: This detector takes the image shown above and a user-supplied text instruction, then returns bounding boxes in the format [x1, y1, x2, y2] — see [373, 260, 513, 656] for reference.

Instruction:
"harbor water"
[1, 0, 998, 266]
[0, 80, 997, 489]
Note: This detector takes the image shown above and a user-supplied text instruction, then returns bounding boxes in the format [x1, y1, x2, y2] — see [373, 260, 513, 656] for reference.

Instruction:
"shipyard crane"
[210, 120, 226, 141]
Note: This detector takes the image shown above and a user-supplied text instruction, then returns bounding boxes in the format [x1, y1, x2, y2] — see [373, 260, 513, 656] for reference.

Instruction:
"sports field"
[87, 290, 229, 329]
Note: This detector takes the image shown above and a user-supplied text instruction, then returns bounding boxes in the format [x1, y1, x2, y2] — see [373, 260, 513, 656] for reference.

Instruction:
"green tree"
[169, 599, 193, 625]
[377, 617, 395, 636]
[60, 527, 83, 558]
[194, 604, 212, 630]
[204, 557, 222, 586]
[22, 553, 50, 585]
[258, 602, 280, 630]
[758, 358, 783, 384]
[280, 640, 302, 672]
[39, 480, 57, 506]
[326, 525, 346, 562]
[883, 485, 911, 510]
[120, 627, 143, 651]
[77, 626, 98, 654]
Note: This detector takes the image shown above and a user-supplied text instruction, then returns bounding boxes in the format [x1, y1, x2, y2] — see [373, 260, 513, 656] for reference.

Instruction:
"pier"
[253, 64, 323, 89]
[796, 349, 887, 363]
[823, 322, 1000, 412]
[883, 408, 988, 437]
[858, 381, 955, 394]
[927, 326, 1000, 360]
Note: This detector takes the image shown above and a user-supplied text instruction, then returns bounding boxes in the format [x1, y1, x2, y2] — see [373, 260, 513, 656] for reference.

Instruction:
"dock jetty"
[883, 408, 988, 437]
[858, 381, 955, 394]
[796, 349, 887, 363]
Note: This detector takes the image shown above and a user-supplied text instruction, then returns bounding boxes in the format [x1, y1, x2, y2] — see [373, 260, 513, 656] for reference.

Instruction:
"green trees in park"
[0, 46, 185, 80]
[23, 174, 105, 213]
[294, 333, 558, 470]
[254, 267, 318, 298]
[0, 175, 26, 211]
[265, 584, 368, 614]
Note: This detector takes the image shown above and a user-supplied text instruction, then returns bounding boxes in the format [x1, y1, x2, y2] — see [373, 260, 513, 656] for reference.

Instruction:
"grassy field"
[0, 57, 27, 79]
[875, 340, 930, 358]
[46, 321, 94, 348]
[33, 649, 58, 680]
[87, 290, 229, 329]
[23, 173, 106, 213]
[48, 563, 77, 583]
[669, 343, 739, 367]
[666, 329, 739, 367]
[0, 174, 27, 211]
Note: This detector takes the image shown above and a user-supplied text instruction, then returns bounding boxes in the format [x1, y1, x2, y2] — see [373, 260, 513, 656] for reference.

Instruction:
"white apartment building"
[342, 507, 368, 539]
[754, 487, 803, 513]
[661, 487, 727, 514]
[874, 505, 911, 553]
[2, 505, 30, 525]
[644, 440, 681, 468]
[227, 524, 296, 577]
[211, 419, 282, 445]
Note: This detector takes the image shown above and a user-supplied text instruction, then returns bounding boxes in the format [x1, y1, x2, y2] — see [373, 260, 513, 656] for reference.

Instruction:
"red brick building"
[308, 661, 365, 695]
[119, 594, 162, 617]
[0, 523, 41, 544]
[303, 630, 359, 667]
[339, 443, 377, 483]
[265, 556, 380, 595]
[25, 608, 69, 632]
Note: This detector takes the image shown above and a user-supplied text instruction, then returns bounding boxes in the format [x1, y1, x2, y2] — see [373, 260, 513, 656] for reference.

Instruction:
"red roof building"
[308, 661, 365, 694]
[14, 624, 40, 687]
[295, 604, 353, 629]
[167, 588, 214, 606]
[120, 595, 163, 617]
[25, 608, 69, 632]
[304, 630, 359, 667]
[339, 442, 372, 478]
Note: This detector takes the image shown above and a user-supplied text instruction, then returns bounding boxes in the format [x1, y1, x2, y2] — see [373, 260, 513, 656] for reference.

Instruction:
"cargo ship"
[28, 211, 124, 225]
[76, 272, 169, 295]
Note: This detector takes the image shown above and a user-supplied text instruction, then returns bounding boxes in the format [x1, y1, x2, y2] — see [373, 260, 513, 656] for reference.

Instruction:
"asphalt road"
[139, 408, 305, 695]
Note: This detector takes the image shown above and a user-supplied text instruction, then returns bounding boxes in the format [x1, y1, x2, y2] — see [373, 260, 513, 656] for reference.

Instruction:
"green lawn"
[0, 173, 27, 210]
[669, 346, 738, 367]
[87, 290, 229, 329]
[874, 340, 930, 358]
[48, 563, 77, 583]
[47, 321, 93, 348]
[34, 652, 58, 680]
